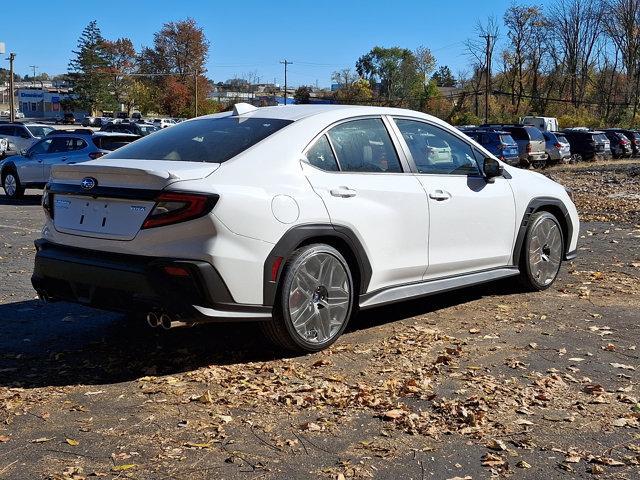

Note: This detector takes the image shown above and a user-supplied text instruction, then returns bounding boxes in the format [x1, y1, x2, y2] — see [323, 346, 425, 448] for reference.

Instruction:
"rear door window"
[327, 118, 402, 173]
[305, 134, 339, 172]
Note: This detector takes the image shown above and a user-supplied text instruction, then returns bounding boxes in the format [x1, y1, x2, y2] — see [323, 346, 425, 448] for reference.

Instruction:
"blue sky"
[2, 0, 551, 87]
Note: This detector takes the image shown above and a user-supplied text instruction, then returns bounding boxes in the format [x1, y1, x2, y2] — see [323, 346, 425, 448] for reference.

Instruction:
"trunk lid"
[49, 159, 219, 240]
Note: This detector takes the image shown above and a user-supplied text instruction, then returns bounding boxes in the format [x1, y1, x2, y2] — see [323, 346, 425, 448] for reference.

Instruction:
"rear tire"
[261, 244, 354, 352]
[519, 211, 564, 291]
[2, 170, 25, 199]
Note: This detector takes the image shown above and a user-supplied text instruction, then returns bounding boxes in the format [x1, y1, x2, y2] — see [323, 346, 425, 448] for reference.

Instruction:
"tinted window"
[28, 138, 53, 154]
[327, 118, 402, 173]
[26, 126, 54, 137]
[507, 127, 527, 141]
[49, 137, 73, 153]
[394, 118, 480, 175]
[0, 126, 14, 136]
[525, 127, 544, 141]
[499, 134, 516, 144]
[93, 135, 138, 151]
[556, 135, 568, 143]
[306, 135, 339, 171]
[106, 117, 291, 163]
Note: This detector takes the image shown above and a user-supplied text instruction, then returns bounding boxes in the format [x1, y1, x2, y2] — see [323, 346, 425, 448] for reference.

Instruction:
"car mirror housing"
[483, 157, 503, 182]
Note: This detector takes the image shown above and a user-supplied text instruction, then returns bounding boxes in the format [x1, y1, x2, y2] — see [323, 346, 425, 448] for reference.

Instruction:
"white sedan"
[32, 104, 579, 352]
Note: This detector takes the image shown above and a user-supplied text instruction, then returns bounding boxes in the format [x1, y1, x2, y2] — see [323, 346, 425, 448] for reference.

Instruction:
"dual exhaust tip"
[146, 311, 189, 330]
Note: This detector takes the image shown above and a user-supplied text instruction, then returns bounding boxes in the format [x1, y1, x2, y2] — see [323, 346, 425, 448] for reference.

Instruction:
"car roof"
[92, 132, 139, 137]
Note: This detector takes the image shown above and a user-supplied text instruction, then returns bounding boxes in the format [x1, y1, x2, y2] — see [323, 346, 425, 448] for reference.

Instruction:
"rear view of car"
[605, 129, 640, 157]
[463, 129, 519, 166]
[562, 129, 600, 161]
[543, 131, 571, 164]
[482, 124, 546, 168]
[604, 131, 632, 158]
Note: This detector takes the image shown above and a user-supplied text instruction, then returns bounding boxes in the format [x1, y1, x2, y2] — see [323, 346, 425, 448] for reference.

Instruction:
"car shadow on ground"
[0, 279, 521, 389]
[0, 194, 42, 206]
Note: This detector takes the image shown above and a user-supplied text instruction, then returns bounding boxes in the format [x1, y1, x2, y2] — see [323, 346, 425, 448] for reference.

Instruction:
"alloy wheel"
[287, 252, 351, 344]
[528, 217, 563, 286]
[3, 174, 16, 197]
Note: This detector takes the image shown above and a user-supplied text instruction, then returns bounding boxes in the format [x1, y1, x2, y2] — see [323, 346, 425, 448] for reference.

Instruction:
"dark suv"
[603, 130, 632, 158]
[604, 129, 640, 157]
[101, 122, 159, 136]
[480, 124, 546, 167]
[561, 129, 604, 161]
[462, 129, 520, 166]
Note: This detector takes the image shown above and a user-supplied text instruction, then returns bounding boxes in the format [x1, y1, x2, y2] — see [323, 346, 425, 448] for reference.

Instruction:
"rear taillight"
[89, 151, 105, 160]
[141, 192, 218, 229]
[526, 143, 532, 153]
[554, 143, 562, 148]
[498, 143, 506, 149]
[42, 188, 53, 220]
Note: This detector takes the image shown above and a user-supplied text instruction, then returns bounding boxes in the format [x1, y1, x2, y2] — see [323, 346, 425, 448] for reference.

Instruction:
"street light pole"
[8, 53, 16, 123]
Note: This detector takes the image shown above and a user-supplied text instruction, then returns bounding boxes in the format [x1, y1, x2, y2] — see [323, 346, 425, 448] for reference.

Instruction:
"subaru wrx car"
[32, 104, 579, 352]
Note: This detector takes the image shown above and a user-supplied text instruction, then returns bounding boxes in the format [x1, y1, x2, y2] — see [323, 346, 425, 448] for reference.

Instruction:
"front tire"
[2, 171, 25, 199]
[519, 211, 564, 291]
[261, 244, 354, 352]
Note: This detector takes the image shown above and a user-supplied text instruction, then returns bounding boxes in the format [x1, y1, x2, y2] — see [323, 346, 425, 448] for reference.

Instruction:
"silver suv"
[0, 122, 55, 153]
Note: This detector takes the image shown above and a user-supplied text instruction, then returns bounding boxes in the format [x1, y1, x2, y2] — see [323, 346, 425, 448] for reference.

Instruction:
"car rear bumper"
[31, 240, 272, 323]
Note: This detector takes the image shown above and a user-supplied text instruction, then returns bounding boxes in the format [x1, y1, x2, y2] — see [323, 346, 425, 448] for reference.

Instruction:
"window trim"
[301, 115, 413, 175]
[388, 115, 485, 178]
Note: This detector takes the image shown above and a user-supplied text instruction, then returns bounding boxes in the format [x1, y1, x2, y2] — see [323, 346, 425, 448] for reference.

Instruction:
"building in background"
[16, 86, 76, 118]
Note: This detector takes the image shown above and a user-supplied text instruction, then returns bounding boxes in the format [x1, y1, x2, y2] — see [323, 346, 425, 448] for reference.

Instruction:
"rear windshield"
[106, 117, 292, 163]
[556, 135, 568, 143]
[499, 134, 515, 144]
[26, 125, 54, 138]
[525, 126, 544, 141]
[93, 135, 140, 151]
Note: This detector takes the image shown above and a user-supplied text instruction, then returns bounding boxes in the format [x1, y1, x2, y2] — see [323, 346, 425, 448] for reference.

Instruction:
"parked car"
[481, 124, 547, 167]
[0, 130, 140, 199]
[593, 132, 611, 159]
[542, 131, 571, 164]
[463, 129, 520, 166]
[0, 138, 8, 159]
[101, 122, 159, 136]
[82, 116, 106, 128]
[153, 118, 176, 129]
[31, 104, 579, 352]
[521, 116, 559, 132]
[61, 113, 76, 125]
[604, 128, 640, 156]
[0, 122, 55, 153]
[131, 112, 143, 122]
[603, 130, 632, 158]
[561, 129, 604, 161]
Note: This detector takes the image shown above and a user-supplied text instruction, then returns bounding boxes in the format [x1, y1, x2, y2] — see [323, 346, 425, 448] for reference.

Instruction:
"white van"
[521, 116, 558, 132]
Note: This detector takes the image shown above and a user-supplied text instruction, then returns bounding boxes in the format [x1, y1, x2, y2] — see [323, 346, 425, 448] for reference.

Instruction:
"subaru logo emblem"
[81, 177, 97, 190]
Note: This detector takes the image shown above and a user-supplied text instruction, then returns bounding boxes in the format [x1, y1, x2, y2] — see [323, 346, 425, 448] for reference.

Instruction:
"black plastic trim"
[31, 240, 269, 319]
[48, 182, 161, 200]
[565, 249, 577, 261]
[512, 197, 574, 264]
[262, 223, 372, 306]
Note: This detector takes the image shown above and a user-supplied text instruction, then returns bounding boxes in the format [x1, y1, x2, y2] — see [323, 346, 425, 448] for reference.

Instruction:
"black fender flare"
[512, 196, 575, 264]
[263, 223, 372, 306]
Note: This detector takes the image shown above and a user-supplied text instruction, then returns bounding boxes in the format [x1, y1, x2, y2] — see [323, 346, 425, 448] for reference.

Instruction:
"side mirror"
[20, 149, 29, 157]
[483, 157, 503, 182]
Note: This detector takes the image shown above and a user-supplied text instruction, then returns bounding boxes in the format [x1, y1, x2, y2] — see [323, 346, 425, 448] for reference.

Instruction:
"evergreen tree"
[68, 21, 112, 114]
[431, 66, 457, 87]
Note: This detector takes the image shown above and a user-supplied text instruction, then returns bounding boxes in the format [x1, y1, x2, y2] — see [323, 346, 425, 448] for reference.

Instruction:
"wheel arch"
[1, 160, 17, 178]
[263, 223, 372, 306]
[512, 197, 573, 264]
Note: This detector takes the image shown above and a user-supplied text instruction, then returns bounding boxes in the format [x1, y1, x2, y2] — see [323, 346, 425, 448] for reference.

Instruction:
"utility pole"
[8, 53, 16, 123]
[194, 71, 198, 118]
[29, 65, 37, 86]
[280, 60, 292, 105]
[479, 35, 494, 124]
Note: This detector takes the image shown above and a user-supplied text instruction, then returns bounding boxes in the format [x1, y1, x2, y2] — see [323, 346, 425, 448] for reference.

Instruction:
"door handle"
[330, 186, 357, 198]
[429, 189, 451, 201]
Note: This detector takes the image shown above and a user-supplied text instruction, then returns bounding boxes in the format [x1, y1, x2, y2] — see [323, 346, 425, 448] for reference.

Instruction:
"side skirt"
[359, 267, 520, 310]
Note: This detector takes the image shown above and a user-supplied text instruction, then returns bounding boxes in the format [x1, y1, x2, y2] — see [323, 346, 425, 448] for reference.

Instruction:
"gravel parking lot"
[0, 161, 639, 479]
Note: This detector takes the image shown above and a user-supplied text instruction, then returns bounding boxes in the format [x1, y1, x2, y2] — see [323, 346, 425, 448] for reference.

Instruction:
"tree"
[334, 78, 373, 104]
[414, 46, 437, 109]
[294, 86, 312, 104]
[67, 20, 112, 114]
[431, 66, 457, 87]
[158, 76, 190, 116]
[356, 46, 420, 103]
[103, 38, 137, 111]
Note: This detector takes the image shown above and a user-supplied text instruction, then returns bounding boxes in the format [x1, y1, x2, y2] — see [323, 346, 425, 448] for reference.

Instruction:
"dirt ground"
[0, 160, 638, 480]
